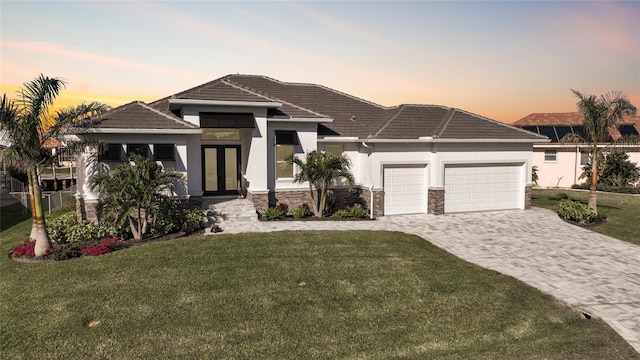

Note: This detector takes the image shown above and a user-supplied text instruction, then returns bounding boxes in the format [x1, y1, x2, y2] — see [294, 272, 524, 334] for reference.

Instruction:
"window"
[275, 131, 298, 179]
[201, 129, 241, 141]
[544, 149, 557, 162]
[325, 144, 344, 156]
[126, 144, 150, 158]
[580, 151, 589, 166]
[276, 145, 295, 179]
[154, 144, 175, 161]
[99, 143, 123, 161]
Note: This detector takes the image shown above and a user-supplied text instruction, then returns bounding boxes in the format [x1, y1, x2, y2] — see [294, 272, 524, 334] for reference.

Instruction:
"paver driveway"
[212, 206, 640, 352]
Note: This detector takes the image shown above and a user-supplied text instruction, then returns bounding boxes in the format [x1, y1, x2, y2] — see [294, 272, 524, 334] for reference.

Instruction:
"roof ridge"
[456, 108, 549, 140]
[219, 78, 284, 103]
[434, 107, 456, 138]
[370, 106, 405, 138]
[239, 74, 391, 110]
[136, 101, 198, 129]
[224, 78, 332, 119]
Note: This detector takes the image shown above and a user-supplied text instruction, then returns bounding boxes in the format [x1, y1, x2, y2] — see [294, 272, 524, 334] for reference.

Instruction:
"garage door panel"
[384, 165, 427, 215]
[445, 165, 522, 213]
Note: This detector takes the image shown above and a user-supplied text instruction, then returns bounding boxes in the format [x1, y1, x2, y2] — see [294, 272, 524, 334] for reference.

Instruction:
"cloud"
[285, 2, 391, 48]
[1, 40, 204, 81]
[553, 2, 639, 55]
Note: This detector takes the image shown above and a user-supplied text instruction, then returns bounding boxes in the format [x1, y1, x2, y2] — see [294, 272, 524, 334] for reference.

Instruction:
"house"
[513, 113, 640, 188]
[73, 74, 546, 221]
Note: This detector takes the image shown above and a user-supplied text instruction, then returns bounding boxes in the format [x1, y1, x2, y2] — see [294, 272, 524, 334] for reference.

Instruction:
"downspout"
[574, 145, 579, 185]
[361, 141, 375, 219]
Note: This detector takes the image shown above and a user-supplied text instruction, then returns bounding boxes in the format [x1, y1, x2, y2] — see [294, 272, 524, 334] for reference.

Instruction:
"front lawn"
[1, 222, 637, 358]
[532, 188, 640, 246]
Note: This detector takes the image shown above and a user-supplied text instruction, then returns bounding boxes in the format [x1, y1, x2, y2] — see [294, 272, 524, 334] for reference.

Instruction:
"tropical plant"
[0, 75, 108, 256]
[568, 90, 637, 213]
[599, 150, 640, 187]
[531, 166, 539, 186]
[89, 154, 186, 240]
[286, 151, 355, 218]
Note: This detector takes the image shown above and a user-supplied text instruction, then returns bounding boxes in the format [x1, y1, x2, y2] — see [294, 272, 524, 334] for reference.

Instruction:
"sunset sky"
[1, 1, 638, 123]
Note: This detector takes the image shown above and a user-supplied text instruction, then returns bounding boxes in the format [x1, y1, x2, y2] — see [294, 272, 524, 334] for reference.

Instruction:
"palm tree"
[570, 90, 637, 213]
[0, 75, 108, 256]
[89, 154, 186, 240]
[286, 150, 355, 218]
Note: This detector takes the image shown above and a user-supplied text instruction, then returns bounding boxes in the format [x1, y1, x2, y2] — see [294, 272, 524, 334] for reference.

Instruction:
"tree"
[570, 90, 637, 213]
[89, 154, 186, 240]
[599, 150, 640, 187]
[0, 75, 108, 256]
[286, 151, 355, 218]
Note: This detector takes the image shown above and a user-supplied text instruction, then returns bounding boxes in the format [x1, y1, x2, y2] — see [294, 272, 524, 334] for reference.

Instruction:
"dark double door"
[202, 145, 240, 196]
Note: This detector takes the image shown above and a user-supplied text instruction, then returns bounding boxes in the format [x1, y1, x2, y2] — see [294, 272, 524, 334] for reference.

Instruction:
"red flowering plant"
[80, 236, 120, 257]
[12, 240, 55, 259]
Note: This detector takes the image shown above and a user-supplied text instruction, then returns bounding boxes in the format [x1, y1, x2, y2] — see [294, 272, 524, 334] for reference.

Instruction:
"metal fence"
[42, 185, 77, 215]
[1, 172, 26, 193]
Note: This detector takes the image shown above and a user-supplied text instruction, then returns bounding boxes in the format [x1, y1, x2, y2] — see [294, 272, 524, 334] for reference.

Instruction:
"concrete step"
[202, 197, 258, 233]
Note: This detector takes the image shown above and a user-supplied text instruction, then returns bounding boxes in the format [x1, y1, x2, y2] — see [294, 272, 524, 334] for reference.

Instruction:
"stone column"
[428, 187, 445, 215]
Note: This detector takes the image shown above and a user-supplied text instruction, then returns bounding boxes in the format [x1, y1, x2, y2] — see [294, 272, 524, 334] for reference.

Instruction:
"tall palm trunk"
[29, 166, 51, 256]
[27, 170, 38, 240]
[308, 183, 321, 218]
[588, 146, 598, 213]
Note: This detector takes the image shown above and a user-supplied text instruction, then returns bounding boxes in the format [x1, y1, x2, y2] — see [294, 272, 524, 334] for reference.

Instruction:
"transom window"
[201, 129, 241, 141]
[325, 144, 344, 156]
[544, 149, 557, 162]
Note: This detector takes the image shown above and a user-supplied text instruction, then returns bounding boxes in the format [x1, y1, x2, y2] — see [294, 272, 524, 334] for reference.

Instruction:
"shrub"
[292, 204, 311, 219]
[330, 204, 368, 219]
[48, 212, 118, 245]
[330, 209, 351, 219]
[275, 203, 289, 215]
[557, 199, 601, 224]
[262, 207, 286, 221]
[179, 206, 205, 233]
[571, 183, 640, 194]
[553, 193, 569, 200]
[347, 204, 368, 218]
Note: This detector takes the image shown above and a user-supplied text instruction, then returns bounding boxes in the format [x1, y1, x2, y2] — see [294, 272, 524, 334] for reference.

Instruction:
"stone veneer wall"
[360, 187, 384, 218]
[524, 185, 532, 210]
[246, 191, 269, 214]
[427, 188, 445, 215]
[76, 196, 99, 223]
[255, 186, 378, 217]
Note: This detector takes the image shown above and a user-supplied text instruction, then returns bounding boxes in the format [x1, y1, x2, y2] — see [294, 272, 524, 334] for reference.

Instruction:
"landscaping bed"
[532, 188, 640, 246]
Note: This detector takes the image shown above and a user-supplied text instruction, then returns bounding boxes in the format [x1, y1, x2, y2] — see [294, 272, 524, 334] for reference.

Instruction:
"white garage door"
[444, 164, 522, 213]
[384, 165, 426, 215]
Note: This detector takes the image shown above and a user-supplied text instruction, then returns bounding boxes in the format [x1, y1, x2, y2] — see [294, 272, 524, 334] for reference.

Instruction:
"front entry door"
[202, 145, 240, 196]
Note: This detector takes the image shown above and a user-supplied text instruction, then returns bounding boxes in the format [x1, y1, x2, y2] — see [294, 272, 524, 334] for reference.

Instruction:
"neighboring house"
[513, 113, 640, 188]
[73, 74, 545, 221]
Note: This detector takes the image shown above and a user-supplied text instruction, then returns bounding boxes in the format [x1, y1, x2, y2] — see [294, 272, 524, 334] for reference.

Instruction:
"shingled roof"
[225, 75, 542, 141]
[87, 74, 544, 141]
[513, 112, 640, 142]
[91, 101, 197, 130]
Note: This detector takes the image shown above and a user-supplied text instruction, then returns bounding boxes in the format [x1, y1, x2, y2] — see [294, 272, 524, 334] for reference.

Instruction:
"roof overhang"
[168, 99, 282, 108]
[319, 137, 550, 143]
[268, 117, 333, 123]
[79, 128, 202, 135]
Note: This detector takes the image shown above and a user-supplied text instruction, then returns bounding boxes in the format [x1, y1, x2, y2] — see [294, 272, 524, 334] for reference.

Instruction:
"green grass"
[1, 221, 637, 358]
[532, 188, 640, 246]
